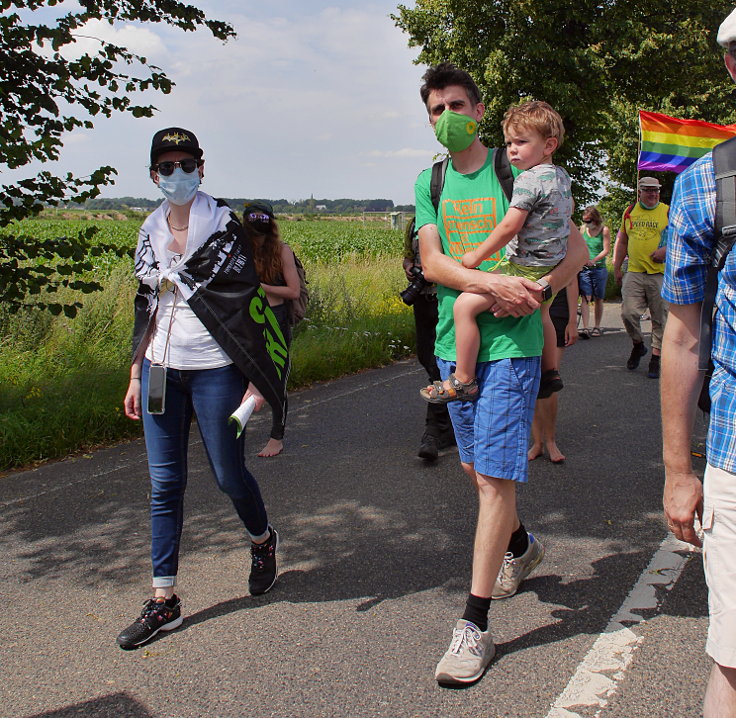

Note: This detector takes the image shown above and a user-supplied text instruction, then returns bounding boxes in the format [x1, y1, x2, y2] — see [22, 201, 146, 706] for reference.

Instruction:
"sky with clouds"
[14, 1, 442, 205]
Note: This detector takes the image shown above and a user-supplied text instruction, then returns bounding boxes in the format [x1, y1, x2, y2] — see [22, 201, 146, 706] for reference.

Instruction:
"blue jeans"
[142, 360, 269, 587]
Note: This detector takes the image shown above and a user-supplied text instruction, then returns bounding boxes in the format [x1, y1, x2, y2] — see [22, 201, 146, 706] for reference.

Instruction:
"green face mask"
[434, 110, 478, 152]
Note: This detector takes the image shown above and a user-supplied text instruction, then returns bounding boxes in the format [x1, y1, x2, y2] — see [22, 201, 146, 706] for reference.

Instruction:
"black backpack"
[697, 135, 736, 412]
[429, 148, 514, 211]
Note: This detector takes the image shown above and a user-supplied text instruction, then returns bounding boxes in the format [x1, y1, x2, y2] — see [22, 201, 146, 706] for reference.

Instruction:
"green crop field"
[0, 213, 414, 471]
[2, 215, 403, 261]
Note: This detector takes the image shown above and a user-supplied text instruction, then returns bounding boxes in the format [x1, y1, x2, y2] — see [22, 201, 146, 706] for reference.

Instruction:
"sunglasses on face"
[247, 212, 271, 222]
[641, 187, 660, 192]
[151, 159, 202, 176]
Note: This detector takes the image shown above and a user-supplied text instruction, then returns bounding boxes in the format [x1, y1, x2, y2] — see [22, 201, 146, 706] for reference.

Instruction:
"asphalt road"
[0, 303, 711, 718]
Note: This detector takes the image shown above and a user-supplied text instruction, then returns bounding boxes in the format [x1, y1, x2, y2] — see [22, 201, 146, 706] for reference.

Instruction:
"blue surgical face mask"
[158, 167, 200, 205]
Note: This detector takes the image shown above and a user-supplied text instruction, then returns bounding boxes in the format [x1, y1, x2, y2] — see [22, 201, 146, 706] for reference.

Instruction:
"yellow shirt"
[619, 202, 669, 274]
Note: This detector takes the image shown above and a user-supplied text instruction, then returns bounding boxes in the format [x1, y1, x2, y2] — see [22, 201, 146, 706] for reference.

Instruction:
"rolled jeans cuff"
[249, 526, 271, 544]
[152, 575, 177, 588]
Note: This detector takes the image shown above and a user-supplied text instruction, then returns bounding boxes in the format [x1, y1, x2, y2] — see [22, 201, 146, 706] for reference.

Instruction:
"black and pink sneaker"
[116, 595, 182, 649]
[249, 526, 279, 596]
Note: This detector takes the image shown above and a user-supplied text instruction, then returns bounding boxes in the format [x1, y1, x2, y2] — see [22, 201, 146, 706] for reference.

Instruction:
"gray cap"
[638, 176, 662, 189]
[717, 8, 736, 48]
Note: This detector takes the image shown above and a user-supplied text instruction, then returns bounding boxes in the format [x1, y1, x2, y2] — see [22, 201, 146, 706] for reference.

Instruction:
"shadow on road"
[1, 327, 708, 667]
[22, 692, 154, 718]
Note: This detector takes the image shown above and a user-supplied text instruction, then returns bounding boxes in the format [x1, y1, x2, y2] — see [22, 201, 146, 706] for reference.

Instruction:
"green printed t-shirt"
[414, 150, 543, 363]
[619, 202, 669, 274]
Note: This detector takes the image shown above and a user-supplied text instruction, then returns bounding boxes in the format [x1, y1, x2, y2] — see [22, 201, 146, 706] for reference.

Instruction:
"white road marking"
[545, 533, 696, 718]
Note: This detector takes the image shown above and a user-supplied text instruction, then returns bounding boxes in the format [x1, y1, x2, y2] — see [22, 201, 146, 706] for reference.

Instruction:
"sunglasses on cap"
[151, 159, 203, 176]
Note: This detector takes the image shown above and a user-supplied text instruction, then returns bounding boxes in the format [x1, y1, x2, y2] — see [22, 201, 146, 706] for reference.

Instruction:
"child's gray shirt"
[506, 163, 572, 267]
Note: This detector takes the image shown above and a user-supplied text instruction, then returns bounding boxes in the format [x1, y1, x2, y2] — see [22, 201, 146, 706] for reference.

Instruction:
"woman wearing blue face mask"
[117, 127, 288, 650]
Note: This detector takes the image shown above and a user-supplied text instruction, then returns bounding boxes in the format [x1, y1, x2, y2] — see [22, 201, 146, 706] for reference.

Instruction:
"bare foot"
[546, 441, 565, 463]
[528, 443, 544, 461]
[257, 438, 283, 458]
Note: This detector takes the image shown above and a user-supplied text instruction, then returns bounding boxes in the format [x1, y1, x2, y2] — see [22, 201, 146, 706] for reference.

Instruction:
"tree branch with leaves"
[0, 0, 235, 315]
[393, 0, 735, 210]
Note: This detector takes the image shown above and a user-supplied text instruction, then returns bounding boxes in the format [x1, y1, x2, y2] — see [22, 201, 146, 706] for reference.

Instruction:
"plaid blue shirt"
[663, 152, 736, 473]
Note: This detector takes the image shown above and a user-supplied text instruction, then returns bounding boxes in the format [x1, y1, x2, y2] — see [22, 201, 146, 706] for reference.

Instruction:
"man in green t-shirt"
[612, 176, 669, 378]
[414, 63, 586, 686]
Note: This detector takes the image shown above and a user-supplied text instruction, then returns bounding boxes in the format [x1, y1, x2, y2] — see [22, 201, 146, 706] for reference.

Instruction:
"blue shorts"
[578, 266, 608, 300]
[437, 356, 541, 482]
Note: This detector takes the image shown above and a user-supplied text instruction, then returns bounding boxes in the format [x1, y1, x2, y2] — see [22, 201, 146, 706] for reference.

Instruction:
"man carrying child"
[413, 62, 586, 685]
[420, 100, 573, 404]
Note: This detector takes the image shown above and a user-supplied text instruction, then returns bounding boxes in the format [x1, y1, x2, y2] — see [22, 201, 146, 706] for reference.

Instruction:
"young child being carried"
[421, 100, 573, 404]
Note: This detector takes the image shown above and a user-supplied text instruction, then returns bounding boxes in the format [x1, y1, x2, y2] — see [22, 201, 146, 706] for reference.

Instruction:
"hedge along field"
[0, 215, 414, 471]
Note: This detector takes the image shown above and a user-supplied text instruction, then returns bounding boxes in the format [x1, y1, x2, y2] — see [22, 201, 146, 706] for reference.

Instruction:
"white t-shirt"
[145, 282, 232, 370]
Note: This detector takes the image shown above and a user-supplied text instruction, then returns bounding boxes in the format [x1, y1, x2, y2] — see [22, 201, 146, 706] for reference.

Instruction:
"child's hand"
[461, 250, 481, 269]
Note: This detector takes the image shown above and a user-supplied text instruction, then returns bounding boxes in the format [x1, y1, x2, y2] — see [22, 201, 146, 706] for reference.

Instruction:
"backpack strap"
[699, 136, 736, 370]
[403, 216, 417, 261]
[430, 158, 449, 212]
[493, 148, 514, 202]
[622, 203, 636, 231]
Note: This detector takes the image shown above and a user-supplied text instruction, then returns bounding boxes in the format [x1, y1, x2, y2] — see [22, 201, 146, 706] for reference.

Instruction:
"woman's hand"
[124, 378, 142, 420]
[241, 383, 266, 412]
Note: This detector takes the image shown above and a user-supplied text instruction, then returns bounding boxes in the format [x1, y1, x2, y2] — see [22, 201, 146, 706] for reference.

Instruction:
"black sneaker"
[626, 342, 647, 370]
[437, 431, 457, 450]
[537, 370, 563, 399]
[418, 433, 439, 461]
[116, 595, 182, 649]
[647, 355, 661, 379]
[249, 526, 279, 595]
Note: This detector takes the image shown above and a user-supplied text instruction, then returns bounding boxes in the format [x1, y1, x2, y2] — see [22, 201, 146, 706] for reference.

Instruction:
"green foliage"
[0, 1, 233, 314]
[393, 0, 735, 202]
[0, 225, 132, 316]
[280, 220, 403, 261]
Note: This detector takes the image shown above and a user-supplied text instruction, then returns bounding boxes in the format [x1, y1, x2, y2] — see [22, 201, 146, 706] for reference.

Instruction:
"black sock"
[462, 593, 491, 632]
[507, 523, 529, 558]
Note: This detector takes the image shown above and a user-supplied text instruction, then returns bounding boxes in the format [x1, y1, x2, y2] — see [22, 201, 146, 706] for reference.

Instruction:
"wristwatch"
[536, 277, 553, 302]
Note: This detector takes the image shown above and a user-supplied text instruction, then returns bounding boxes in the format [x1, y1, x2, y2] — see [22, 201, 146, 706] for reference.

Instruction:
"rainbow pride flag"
[638, 110, 736, 173]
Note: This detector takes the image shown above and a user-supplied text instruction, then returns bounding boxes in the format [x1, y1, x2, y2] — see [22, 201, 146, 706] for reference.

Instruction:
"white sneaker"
[434, 619, 495, 685]
[492, 533, 545, 600]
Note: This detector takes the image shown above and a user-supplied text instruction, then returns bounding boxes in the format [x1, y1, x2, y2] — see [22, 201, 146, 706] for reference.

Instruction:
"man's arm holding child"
[418, 223, 542, 317]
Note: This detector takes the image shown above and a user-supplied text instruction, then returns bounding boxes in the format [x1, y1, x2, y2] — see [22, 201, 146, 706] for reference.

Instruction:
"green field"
[0, 215, 414, 471]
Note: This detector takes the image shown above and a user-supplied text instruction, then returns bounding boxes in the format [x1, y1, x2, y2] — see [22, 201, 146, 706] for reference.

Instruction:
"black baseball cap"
[243, 200, 274, 218]
[150, 127, 203, 165]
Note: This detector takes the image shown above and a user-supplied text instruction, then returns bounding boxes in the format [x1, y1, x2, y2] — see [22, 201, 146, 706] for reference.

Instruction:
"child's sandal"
[420, 373, 479, 404]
